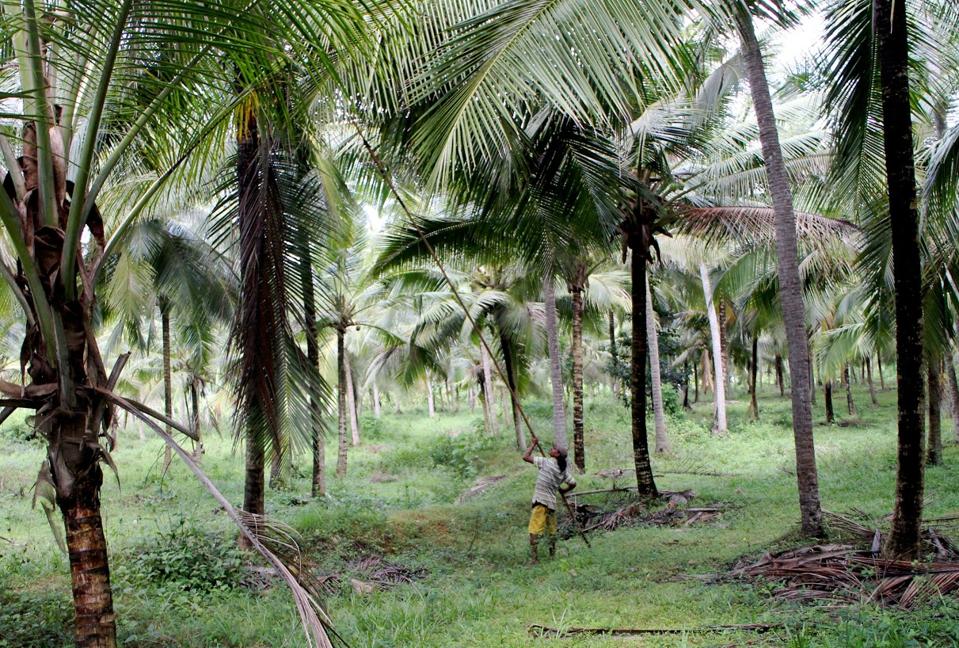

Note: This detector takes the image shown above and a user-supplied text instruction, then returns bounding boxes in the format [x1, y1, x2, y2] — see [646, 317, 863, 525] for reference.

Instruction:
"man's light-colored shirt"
[531, 456, 576, 511]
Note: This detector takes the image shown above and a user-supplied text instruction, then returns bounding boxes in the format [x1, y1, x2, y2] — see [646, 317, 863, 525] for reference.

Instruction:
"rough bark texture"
[543, 276, 568, 451]
[749, 335, 759, 420]
[700, 263, 728, 435]
[737, 10, 822, 536]
[60, 465, 117, 648]
[500, 331, 526, 450]
[626, 224, 657, 498]
[335, 326, 348, 477]
[570, 276, 586, 469]
[928, 361, 942, 466]
[646, 282, 670, 453]
[875, 0, 926, 559]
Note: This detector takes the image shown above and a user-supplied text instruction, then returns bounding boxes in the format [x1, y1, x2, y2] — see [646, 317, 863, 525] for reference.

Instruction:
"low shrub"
[124, 522, 244, 592]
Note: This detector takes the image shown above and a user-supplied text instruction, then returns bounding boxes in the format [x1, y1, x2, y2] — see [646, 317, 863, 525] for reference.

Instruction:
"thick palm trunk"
[500, 331, 526, 450]
[866, 358, 879, 405]
[824, 381, 835, 423]
[749, 335, 759, 420]
[646, 282, 670, 453]
[244, 428, 265, 519]
[844, 365, 857, 417]
[59, 459, 116, 648]
[875, 0, 926, 558]
[161, 301, 173, 473]
[627, 238, 657, 497]
[700, 264, 728, 434]
[335, 327, 348, 477]
[737, 10, 822, 536]
[570, 278, 586, 469]
[543, 276, 568, 451]
[928, 361, 942, 466]
[946, 356, 959, 442]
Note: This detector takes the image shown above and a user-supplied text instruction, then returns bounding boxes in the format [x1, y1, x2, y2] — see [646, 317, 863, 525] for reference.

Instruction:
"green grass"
[3, 384, 959, 647]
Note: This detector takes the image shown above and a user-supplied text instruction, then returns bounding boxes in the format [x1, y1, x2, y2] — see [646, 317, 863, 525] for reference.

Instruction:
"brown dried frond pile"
[729, 511, 959, 609]
[560, 488, 722, 536]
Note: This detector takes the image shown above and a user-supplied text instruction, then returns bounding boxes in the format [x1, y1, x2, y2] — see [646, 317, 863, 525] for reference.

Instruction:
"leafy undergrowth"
[3, 387, 959, 646]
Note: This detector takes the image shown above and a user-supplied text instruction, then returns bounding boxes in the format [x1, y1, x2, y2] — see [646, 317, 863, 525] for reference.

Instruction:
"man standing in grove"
[523, 440, 576, 563]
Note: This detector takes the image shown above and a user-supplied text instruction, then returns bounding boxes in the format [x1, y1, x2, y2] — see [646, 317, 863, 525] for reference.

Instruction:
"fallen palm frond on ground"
[559, 488, 723, 536]
[729, 511, 959, 609]
[528, 622, 782, 638]
[311, 555, 429, 596]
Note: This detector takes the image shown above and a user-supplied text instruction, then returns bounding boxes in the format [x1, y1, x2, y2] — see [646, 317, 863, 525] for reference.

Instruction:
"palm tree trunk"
[608, 312, 620, 398]
[844, 365, 857, 417]
[570, 281, 586, 469]
[543, 276, 568, 451]
[335, 326, 348, 477]
[345, 349, 360, 444]
[700, 263, 728, 435]
[425, 369, 436, 418]
[737, 9, 822, 536]
[480, 340, 497, 435]
[928, 360, 942, 466]
[875, 0, 926, 558]
[372, 381, 382, 419]
[824, 381, 835, 423]
[775, 354, 785, 397]
[58, 451, 117, 648]
[161, 300, 173, 473]
[749, 334, 759, 420]
[693, 358, 699, 403]
[878, 355, 886, 390]
[301, 261, 324, 497]
[628, 241, 657, 498]
[866, 358, 879, 406]
[647, 282, 670, 453]
[946, 355, 959, 443]
[499, 331, 526, 449]
[718, 302, 730, 393]
[243, 426, 265, 518]
[189, 376, 203, 456]
[682, 361, 691, 410]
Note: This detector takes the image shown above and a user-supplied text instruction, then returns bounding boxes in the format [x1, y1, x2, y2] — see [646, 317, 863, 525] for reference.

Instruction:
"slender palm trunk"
[718, 302, 730, 393]
[609, 312, 621, 398]
[928, 361, 942, 466]
[682, 361, 691, 410]
[749, 334, 759, 420]
[345, 349, 360, 444]
[301, 261, 324, 497]
[189, 376, 202, 455]
[425, 369, 436, 418]
[878, 355, 886, 390]
[372, 381, 382, 419]
[844, 365, 857, 417]
[866, 358, 879, 406]
[543, 276, 568, 451]
[627, 238, 657, 497]
[161, 300, 173, 473]
[875, 0, 926, 558]
[946, 356, 959, 442]
[700, 263, 728, 434]
[647, 282, 670, 453]
[775, 354, 785, 397]
[500, 331, 526, 450]
[570, 281, 586, 469]
[737, 10, 822, 535]
[824, 381, 835, 423]
[480, 340, 497, 435]
[693, 359, 699, 403]
[335, 326, 348, 477]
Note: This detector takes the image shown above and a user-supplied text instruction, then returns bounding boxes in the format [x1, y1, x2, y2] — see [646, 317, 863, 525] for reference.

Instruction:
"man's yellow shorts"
[528, 503, 557, 536]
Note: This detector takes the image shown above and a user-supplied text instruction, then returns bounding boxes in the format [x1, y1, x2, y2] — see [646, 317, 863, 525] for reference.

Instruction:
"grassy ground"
[3, 383, 959, 647]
